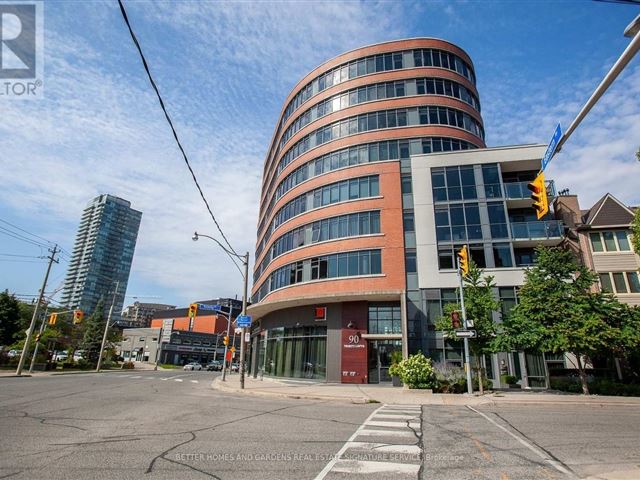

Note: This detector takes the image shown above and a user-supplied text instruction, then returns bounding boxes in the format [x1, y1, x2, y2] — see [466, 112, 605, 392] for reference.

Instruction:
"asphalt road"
[1, 371, 639, 480]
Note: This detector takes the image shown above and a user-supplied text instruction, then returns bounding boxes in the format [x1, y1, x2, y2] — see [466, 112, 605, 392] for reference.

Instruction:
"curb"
[211, 378, 371, 404]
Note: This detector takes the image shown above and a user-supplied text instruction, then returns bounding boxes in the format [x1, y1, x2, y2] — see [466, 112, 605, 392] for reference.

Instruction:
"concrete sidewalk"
[213, 374, 640, 406]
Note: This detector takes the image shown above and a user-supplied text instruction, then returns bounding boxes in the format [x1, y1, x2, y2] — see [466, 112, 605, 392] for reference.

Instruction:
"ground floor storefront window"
[260, 326, 327, 380]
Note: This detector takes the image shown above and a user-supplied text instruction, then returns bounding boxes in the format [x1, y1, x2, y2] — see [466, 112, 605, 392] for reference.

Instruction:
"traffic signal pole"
[457, 258, 473, 395]
[16, 245, 58, 376]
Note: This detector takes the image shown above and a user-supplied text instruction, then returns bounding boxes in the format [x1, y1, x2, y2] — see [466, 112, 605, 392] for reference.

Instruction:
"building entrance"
[368, 340, 402, 383]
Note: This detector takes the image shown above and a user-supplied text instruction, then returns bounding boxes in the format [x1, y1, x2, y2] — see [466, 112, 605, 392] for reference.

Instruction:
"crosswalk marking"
[372, 413, 418, 420]
[190, 380, 199, 383]
[314, 404, 422, 479]
[332, 459, 420, 474]
[366, 420, 420, 429]
[174, 379, 183, 382]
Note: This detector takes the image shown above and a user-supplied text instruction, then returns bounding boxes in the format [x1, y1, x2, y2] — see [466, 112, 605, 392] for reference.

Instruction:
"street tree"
[631, 208, 640, 258]
[0, 290, 22, 346]
[436, 261, 501, 394]
[81, 299, 106, 363]
[494, 246, 639, 395]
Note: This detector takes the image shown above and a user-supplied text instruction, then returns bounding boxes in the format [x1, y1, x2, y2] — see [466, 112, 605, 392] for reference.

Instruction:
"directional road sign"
[455, 330, 477, 339]
[541, 123, 562, 172]
[236, 315, 252, 328]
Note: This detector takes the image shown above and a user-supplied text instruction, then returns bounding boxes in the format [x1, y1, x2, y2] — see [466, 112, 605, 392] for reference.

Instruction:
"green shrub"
[121, 361, 135, 370]
[433, 362, 466, 393]
[501, 374, 518, 385]
[473, 375, 493, 391]
[550, 378, 640, 396]
[396, 353, 436, 389]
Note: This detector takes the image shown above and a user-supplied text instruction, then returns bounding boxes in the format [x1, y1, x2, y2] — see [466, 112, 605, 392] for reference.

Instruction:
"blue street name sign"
[237, 315, 252, 328]
[541, 123, 562, 172]
[197, 304, 219, 311]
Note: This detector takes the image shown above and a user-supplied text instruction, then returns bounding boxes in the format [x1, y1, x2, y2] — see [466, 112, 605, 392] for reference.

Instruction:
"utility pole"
[96, 281, 119, 372]
[239, 252, 249, 390]
[28, 305, 49, 373]
[16, 245, 58, 376]
[457, 259, 473, 395]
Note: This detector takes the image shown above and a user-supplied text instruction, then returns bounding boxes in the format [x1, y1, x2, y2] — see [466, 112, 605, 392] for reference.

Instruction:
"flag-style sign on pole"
[541, 123, 562, 172]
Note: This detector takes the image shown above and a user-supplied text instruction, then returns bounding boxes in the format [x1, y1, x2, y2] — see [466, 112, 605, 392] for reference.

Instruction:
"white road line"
[356, 429, 414, 437]
[366, 420, 420, 429]
[129, 376, 141, 379]
[347, 442, 421, 454]
[331, 459, 420, 474]
[466, 405, 577, 478]
[313, 406, 384, 480]
[190, 380, 198, 383]
[174, 379, 183, 382]
[372, 413, 418, 420]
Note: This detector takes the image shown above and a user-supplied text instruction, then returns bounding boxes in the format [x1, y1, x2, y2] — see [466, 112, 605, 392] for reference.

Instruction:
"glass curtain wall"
[262, 326, 327, 380]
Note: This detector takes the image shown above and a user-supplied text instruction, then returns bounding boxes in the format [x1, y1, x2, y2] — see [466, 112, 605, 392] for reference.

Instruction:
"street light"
[192, 231, 250, 389]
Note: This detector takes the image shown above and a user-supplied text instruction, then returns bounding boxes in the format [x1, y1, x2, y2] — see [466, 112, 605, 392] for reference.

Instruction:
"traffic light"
[223, 335, 229, 346]
[73, 310, 84, 324]
[48, 313, 57, 325]
[188, 303, 198, 319]
[527, 172, 549, 220]
[230, 346, 236, 354]
[457, 246, 469, 277]
[451, 310, 462, 329]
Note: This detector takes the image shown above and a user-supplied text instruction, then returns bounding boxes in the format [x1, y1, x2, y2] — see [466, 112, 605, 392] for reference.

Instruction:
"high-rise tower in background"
[61, 194, 142, 321]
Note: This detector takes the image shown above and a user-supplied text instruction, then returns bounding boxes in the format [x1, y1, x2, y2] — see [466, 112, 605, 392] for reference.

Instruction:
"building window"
[482, 164, 501, 199]
[590, 230, 631, 253]
[488, 202, 508, 239]
[260, 249, 382, 299]
[499, 287, 518, 319]
[612, 273, 628, 293]
[599, 273, 614, 293]
[405, 250, 417, 273]
[493, 243, 513, 267]
[627, 272, 640, 293]
[403, 211, 415, 232]
[368, 304, 402, 334]
[590, 233, 604, 252]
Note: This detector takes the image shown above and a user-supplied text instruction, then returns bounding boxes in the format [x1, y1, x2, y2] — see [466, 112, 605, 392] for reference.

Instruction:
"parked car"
[73, 350, 85, 361]
[183, 362, 202, 371]
[206, 360, 222, 371]
[53, 351, 68, 362]
[7, 349, 21, 358]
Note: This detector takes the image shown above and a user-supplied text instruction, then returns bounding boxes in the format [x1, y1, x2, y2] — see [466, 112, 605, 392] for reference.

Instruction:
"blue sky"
[1, 0, 639, 309]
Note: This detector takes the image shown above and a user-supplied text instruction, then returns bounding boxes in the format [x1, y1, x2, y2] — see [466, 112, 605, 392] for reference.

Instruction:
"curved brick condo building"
[248, 38, 490, 383]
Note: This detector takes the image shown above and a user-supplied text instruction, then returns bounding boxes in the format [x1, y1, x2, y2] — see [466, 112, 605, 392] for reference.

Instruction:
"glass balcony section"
[510, 220, 563, 240]
[503, 180, 556, 200]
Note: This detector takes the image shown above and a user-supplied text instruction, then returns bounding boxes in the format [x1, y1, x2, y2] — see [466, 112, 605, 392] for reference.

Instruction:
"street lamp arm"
[193, 232, 248, 280]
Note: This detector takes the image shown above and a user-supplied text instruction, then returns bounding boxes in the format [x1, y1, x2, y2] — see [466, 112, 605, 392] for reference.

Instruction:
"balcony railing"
[510, 220, 563, 240]
[503, 180, 556, 200]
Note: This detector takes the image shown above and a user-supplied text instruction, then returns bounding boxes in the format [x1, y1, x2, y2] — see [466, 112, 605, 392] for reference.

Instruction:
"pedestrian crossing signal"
[73, 310, 84, 324]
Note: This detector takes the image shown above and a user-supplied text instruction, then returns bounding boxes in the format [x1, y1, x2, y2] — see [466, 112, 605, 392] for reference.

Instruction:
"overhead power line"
[0, 218, 55, 246]
[116, 0, 239, 258]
